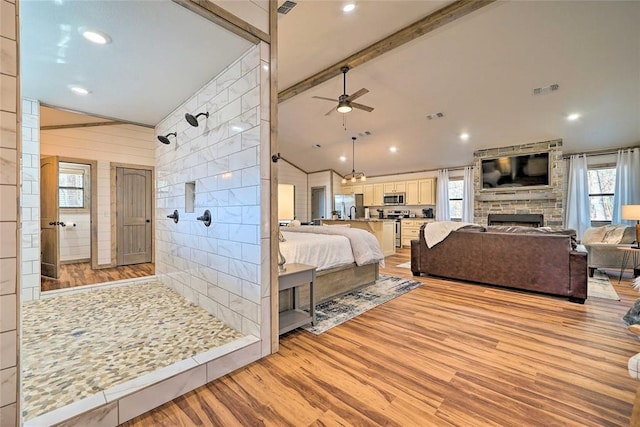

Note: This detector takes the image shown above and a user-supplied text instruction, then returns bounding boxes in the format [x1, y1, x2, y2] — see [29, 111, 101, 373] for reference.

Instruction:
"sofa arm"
[569, 249, 588, 302]
[410, 239, 421, 276]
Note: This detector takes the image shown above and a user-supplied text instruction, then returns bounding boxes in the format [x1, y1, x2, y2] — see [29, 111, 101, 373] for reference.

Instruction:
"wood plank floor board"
[41, 261, 154, 291]
[123, 249, 640, 426]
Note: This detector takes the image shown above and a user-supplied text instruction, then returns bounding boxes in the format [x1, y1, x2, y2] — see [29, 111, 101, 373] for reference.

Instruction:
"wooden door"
[311, 186, 325, 219]
[116, 167, 152, 265]
[41, 156, 60, 278]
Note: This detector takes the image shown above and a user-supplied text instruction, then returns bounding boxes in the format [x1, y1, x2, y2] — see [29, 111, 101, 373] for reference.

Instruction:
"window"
[587, 167, 616, 222]
[448, 179, 463, 220]
[59, 164, 88, 209]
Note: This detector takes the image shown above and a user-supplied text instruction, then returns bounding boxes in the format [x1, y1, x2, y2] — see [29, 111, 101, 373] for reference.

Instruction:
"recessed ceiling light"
[343, 3, 356, 12]
[69, 86, 90, 95]
[339, 156, 346, 162]
[82, 29, 112, 45]
[460, 133, 470, 141]
[567, 113, 581, 121]
[389, 146, 397, 153]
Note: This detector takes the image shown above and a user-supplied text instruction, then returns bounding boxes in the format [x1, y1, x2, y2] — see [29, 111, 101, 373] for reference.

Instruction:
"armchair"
[582, 225, 636, 277]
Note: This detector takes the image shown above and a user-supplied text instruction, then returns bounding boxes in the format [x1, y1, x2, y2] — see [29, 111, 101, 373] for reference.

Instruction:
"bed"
[279, 225, 385, 307]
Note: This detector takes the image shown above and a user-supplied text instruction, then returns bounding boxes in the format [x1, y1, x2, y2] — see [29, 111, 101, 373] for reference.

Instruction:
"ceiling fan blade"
[312, 96, 338, 102]
[324, 106, 336, 116]
[347, 88, 369, 102]
[352, 102, 374, 112]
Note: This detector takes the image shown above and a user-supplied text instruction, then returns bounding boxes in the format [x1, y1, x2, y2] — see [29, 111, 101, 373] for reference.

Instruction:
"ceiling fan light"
[337, 100, 352, 113]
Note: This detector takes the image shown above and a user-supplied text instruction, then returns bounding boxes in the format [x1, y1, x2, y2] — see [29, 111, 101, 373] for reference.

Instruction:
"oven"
[386, 210, 409, 248]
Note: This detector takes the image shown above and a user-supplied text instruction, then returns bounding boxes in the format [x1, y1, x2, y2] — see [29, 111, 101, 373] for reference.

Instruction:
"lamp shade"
[622, 205, 640, 221]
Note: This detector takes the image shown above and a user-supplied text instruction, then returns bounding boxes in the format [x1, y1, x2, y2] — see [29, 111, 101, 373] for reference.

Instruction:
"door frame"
[110, 162, 155, 266]
[311, 186, 326, 220]
[58, 157, 99, 269]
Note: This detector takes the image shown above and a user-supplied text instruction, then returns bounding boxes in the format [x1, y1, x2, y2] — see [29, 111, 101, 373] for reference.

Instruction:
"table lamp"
[622, 205, 640, 249]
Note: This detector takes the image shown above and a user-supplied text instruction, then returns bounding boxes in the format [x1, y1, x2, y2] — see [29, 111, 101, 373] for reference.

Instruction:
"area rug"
[395, 262, 619, 301]
[303, 275, 422, 335]
[588, 271, 620, 300]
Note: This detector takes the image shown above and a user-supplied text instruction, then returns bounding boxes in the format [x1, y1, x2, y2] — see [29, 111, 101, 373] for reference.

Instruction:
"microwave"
[383, 193, 406, 205]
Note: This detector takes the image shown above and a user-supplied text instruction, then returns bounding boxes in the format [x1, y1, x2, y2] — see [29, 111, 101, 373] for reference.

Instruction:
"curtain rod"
[562, 145, 639, 159]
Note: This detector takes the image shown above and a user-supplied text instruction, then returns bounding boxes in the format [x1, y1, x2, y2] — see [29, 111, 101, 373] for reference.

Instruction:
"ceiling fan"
[313, 66, 374, 116]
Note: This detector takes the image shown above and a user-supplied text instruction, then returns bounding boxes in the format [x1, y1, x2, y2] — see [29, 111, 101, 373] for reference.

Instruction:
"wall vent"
[426, 112, 444, 120]
[278, 1, 297, 14]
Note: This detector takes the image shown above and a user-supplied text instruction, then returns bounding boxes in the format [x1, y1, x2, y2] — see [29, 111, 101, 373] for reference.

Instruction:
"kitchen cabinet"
[406, 180, 419, 205]
[384, 182, 406, 193]
[373, 184, 384, 205]
[351, 184, 363, 194]
[401, 219, 434, 248]
[418, 179, 435, 205]
[363, 184, 374, 206]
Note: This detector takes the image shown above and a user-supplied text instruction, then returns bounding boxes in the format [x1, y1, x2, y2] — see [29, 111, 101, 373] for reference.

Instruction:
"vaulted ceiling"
[21, 1, 640, 178]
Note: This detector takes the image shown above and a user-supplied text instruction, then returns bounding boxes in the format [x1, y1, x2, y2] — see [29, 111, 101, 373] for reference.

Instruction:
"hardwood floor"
[124, 249, 640, 426]
[40, 262, 154, 291]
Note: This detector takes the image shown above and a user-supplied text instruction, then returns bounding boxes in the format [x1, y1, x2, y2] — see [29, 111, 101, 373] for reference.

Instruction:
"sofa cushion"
[486, 226, 577, 249]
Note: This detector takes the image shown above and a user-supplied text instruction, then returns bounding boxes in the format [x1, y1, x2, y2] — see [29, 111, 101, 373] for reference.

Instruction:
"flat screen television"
[481, 152, 550, 189]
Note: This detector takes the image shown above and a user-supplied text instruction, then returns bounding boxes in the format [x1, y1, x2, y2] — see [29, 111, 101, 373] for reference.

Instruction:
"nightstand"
[278, 263, 316, 335]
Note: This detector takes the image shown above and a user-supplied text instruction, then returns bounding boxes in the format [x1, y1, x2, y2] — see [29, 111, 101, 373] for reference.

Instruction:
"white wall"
[277, 160, 307, 221]
[41, 124, 155, 267]
[155, 44, 271, 352]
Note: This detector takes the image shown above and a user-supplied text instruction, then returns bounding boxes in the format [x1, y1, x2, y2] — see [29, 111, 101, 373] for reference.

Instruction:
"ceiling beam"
[173, 0, 270, 45]
[278, 0, 496, 103]
[40, 122, 125, 131]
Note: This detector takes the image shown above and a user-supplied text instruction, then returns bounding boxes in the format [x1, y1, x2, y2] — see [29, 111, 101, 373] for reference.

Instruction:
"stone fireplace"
[473, 139, 565, 227]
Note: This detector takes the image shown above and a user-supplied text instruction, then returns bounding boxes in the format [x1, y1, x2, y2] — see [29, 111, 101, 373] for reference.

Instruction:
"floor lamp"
[622, 205, 640, 249]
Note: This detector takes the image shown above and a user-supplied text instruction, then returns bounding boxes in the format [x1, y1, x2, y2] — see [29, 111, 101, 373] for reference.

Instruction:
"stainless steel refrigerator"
[334, 194, 364, 220]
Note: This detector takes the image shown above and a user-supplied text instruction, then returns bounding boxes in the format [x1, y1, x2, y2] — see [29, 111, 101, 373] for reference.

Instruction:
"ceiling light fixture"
[460, 132, 470, 141]
[69, 86, 90, 95]
[336, 99, 352, 114]
[343, 3, 356, 12]
[389, 146, 397, 153]
[341, 136, 366, 184]
[339, 156, 346, 162]
[567, 113, 581, 121]
[82, 29, 112, 45]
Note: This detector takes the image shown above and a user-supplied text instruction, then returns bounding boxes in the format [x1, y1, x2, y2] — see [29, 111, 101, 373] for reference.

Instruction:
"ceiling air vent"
[426, 112, 444, 120]
[358, 131, 372, 137]
[533, 83, 560, 96]
[278, 1, 297, 14]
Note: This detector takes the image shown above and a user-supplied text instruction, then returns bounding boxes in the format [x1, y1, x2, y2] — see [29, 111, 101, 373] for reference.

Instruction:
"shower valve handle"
[167, 210, 179, 224]
[197, 210, 212, 227]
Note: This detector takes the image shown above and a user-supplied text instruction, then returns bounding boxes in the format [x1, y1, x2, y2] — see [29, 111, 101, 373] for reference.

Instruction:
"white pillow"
[287, 220, 301, 227]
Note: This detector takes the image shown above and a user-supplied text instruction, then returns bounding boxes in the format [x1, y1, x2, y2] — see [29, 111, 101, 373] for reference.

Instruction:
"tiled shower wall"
[155, 43, 271, 352]
[1, 0, 19, 424]
[20, 99, 39, 301]
[473, 139, 565, 227]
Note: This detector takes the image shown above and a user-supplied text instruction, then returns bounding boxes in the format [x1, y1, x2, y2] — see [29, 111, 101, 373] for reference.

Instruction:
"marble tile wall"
[20, 99, 39, 302]
[155, 43, 272, 355]
[0, 0, 19, 425]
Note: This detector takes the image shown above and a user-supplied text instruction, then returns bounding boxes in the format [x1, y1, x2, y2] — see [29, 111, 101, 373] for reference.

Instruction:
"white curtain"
[612, 148, 640, 224]
[436, 169, 450, 221]
[462, 166, 474, 223]
[565, 154, 591, 240]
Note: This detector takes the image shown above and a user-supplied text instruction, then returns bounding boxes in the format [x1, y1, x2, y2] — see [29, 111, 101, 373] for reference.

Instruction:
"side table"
[618, 246, 640, 283]
[278, 263, 316, 335]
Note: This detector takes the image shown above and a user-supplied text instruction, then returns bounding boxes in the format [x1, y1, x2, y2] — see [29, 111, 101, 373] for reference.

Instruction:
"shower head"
[185, 111, 209, 127]
[157, 132, 177, 145]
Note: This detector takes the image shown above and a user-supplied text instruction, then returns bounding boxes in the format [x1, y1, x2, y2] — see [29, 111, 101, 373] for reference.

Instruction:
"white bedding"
[280, 225, 385, 271]
[280, 231, 355, 271]
[423, 221, 475, 248]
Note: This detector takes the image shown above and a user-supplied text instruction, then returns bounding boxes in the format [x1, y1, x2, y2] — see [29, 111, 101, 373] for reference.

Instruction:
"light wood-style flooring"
[40, 262, 154, 291]
[124, 249, 640, 426]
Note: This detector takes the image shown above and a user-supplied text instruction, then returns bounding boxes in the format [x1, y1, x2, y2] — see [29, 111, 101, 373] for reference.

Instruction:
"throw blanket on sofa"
[283, 225, 385, 267]
[423, 221, 475, 248]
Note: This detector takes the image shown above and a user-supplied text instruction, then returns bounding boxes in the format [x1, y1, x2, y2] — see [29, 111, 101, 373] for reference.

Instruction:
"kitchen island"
[321, 219, 396, 256]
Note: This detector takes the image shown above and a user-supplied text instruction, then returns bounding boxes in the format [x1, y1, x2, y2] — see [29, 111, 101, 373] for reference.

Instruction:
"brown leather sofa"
[410, 225, 588, 303]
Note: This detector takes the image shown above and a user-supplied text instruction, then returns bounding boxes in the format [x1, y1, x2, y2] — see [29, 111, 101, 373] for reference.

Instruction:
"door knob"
[146, 219, 151, 223]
